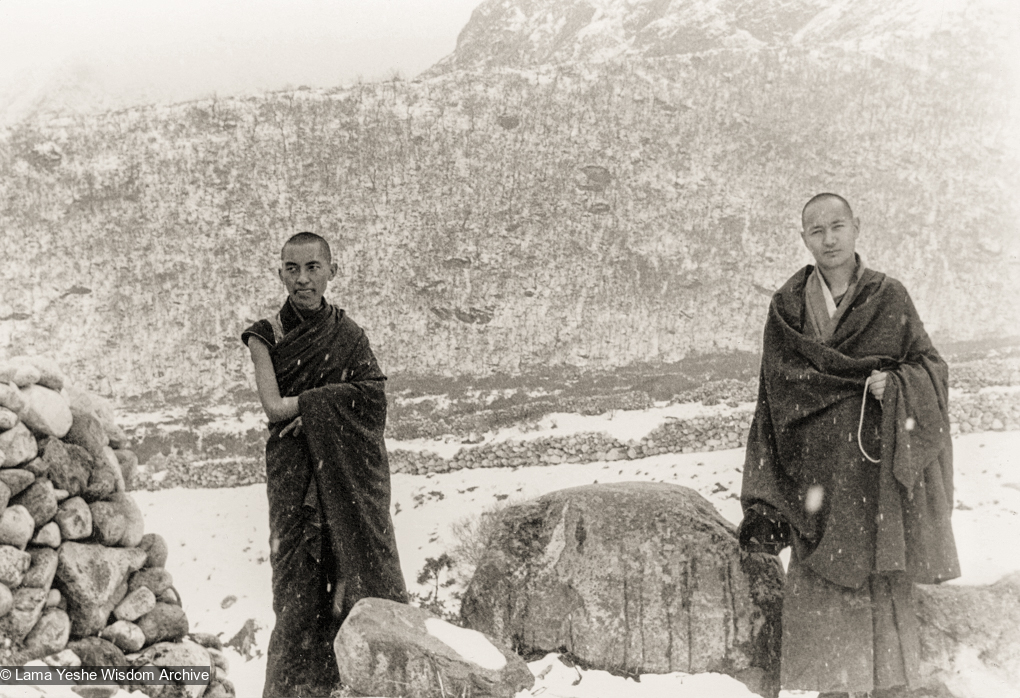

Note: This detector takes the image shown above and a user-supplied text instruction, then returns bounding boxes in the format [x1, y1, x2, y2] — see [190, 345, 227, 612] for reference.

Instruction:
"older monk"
[739, 194, 959, 697]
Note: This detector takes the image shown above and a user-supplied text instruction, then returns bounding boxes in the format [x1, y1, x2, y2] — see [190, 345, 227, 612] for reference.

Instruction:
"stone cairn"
[0, 356, 232, 698]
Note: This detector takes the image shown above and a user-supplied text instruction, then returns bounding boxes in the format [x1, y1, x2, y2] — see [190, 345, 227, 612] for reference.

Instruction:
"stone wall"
[0, 355, 233, 697]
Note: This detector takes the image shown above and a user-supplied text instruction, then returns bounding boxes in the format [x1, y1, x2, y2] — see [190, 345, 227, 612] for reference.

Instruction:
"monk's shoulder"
[769, 266, 811, 318]
[862, 268, 913, 305]
[241, 318, 275, 348]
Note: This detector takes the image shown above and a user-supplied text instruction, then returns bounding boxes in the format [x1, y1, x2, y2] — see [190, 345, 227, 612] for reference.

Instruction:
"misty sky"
[0, 0, 482, 111]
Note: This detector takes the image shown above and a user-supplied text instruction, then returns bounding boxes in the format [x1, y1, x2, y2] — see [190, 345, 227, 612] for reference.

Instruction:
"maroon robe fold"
[243, 299, 406, 697]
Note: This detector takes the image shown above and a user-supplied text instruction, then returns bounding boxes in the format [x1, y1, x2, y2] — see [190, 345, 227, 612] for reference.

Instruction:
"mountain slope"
[0, 0, 1017, 399]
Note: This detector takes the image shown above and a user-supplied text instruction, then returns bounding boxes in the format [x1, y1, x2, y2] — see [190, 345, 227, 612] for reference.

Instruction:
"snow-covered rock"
[335, 597, 534, 698]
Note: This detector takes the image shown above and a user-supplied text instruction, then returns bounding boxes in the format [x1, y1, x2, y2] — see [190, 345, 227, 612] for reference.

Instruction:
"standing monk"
[739, 194, 959, 697]
[242, 232, 407, 698]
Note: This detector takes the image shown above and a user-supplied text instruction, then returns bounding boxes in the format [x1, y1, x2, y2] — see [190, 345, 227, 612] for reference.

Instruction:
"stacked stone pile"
[0, 356, 232, 697]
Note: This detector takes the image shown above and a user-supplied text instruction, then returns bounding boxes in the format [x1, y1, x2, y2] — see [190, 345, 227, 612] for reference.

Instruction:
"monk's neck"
[817, 264, 854, 298]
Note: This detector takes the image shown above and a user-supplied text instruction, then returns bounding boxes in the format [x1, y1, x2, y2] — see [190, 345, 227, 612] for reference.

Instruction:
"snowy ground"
[6, 423, 1018, 698]
[127, 426, 1019, 698]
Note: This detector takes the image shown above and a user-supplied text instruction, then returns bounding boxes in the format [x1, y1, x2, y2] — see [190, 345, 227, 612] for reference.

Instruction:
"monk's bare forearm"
[248, 339, 301, 423]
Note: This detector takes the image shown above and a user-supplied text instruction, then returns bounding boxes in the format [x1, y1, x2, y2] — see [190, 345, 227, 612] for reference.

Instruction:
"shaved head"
[802, 193, 853, 228]
[282, 231, 331, 264]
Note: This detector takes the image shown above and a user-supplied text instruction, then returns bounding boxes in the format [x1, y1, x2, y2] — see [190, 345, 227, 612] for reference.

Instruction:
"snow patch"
[424, 617, 507, 671]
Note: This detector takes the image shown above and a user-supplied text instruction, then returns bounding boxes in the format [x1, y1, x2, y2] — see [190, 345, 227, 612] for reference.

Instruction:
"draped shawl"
[243, 300, 406, 618]
[741, 266, 960, 589]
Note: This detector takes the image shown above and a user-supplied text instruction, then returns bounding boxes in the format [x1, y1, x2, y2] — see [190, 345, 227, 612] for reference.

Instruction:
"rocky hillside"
[0, 0, 1017, 400]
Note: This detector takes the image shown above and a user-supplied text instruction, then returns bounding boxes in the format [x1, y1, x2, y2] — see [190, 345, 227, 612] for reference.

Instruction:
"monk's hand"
[280, 416, 303, 438]
[868, 370, 888, 401]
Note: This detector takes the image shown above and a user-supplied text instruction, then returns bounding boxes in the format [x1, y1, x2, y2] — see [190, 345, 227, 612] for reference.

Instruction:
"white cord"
[858, 375, 881, 463]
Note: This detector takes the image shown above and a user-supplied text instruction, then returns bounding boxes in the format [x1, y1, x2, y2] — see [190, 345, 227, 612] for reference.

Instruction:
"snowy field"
[5, 423, 1018, 698]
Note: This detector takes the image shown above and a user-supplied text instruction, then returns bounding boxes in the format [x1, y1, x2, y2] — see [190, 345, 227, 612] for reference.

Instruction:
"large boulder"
[335, 598, 533, 698]
[914, 572, 1020, 697]
[17, 384, 72, 438]
[461, 482, 784, 696]
[56, 542, 147, 637]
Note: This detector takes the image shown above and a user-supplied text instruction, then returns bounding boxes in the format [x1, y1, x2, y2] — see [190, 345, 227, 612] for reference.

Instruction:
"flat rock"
[18, 385, 72, 438]
[21, 608, 71, 661]
[114, 586, 156, 622]
[57, 542, 146, 637]
[40, 437, 89, 497]
[462, 482, 784, 694]
[129, 567, 174, 596]
[12, 477, 59, 528]
[89, 500, 126, 546]
[0, 586, 48, 642]
[31, 521, 62, 548]
[99, 620, 145, 653]
[139, 533, 168, 569]
[0, 545, 31, 587]
[0, 468, 34, 496]
[336, 597, 534, 698]
[0, 422, 37, 467]
[0, 407, 17, 430]
[136, 603, 189, 645]
[24, 547, 59, 589]
[0, 382, 27, 413]
[55, 496, 93, 540]
[0, 505, 36, 549]
[66, 636, 127, 667]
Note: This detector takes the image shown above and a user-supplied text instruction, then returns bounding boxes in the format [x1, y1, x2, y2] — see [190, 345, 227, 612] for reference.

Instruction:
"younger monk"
[242, 232, 406, 698]
[739, 194, 959, 697]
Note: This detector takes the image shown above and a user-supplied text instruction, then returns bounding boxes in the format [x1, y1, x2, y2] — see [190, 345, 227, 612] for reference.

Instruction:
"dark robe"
[740, 265, 959, 693]
[243, 299, 406, 698]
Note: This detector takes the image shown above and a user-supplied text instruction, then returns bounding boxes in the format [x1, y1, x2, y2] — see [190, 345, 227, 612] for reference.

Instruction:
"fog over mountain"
[0, 0, 480, 125]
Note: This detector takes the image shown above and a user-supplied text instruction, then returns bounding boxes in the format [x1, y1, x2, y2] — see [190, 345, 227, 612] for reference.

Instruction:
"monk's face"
[279, 241, 337, 312]
[801, 197, 859, 274]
